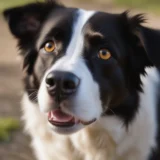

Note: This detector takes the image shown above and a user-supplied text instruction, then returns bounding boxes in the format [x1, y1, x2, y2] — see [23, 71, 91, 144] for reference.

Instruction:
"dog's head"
[4, 0, 160, 134]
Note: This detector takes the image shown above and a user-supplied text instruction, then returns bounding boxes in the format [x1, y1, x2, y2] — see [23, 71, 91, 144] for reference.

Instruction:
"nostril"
[63, 80, 77, 90]
[45, 73, 56, 87]
[62, 74, 80, 92]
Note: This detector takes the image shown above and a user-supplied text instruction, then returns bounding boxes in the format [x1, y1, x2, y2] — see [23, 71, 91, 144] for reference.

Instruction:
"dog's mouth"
[48, 109, 96, 127]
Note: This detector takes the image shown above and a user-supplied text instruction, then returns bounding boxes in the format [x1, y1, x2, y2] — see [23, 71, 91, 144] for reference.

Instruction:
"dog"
[3, 0, 160, 159]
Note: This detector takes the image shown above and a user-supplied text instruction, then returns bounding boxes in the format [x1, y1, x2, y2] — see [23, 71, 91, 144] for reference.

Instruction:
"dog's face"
[4, 1, 160, 134]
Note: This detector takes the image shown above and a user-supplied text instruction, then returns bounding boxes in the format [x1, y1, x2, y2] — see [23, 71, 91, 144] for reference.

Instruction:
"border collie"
[3, 0, 160, 159]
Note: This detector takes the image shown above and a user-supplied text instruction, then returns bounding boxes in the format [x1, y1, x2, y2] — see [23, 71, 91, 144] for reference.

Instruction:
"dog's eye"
[98, 49, 111, 60]
[44, 41, 55, 53]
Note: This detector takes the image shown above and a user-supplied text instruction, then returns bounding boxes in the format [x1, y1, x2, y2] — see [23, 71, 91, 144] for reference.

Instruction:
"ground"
[0, 0, 160, 160]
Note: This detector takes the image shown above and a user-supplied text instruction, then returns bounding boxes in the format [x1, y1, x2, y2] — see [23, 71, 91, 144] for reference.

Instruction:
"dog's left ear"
[3, 1, 63, 39]
[136, 26, 160, 67]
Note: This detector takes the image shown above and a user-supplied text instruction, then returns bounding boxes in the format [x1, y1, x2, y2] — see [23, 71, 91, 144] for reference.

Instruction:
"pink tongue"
[48, 109, 73, 123]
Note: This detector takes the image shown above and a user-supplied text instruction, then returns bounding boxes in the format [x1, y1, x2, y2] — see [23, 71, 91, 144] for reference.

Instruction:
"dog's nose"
[45, 71, 80, 97]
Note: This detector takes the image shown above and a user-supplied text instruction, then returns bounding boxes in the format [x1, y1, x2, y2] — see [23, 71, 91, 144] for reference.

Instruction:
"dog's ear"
[3, 1, 63, 39]
[122, 12, 160, 67]
[136, 26, 160, 67]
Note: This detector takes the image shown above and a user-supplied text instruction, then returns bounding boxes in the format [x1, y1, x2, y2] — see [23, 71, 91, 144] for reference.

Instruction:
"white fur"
[66, 9, 95, 56]
[22, 67, 159, 160]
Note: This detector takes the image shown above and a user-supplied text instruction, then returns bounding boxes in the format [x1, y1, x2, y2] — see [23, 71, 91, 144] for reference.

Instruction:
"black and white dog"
[3, 0, 160, 159]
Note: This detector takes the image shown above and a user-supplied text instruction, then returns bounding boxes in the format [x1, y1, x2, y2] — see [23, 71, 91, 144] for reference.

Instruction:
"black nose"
[45, 71, 80, 97]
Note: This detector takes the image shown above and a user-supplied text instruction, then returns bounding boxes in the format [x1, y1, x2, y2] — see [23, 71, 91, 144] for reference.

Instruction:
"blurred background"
[0, 0, 160, 160]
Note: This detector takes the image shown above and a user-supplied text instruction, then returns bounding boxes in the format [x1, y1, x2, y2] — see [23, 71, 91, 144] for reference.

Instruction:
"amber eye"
[44, 41, 55, 53]
[98, 49, 111, 60]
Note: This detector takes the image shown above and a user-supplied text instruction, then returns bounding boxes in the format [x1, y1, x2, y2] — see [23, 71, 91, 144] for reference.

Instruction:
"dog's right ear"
[3, 1, 63, 39]
[121, 12, 160, 68]
[136, 26, 160, 67]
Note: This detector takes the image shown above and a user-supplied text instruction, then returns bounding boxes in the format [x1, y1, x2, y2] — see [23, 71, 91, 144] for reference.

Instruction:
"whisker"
[28, 91, 38, 100]
[108, 107, 117, 116]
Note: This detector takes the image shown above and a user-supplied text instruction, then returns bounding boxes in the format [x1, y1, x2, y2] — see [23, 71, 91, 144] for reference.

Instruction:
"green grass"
[0, 118, 20, 142]
[1, 0, 160, 14]
[0, 0, 36, 12]
[114, 0, 160, 14]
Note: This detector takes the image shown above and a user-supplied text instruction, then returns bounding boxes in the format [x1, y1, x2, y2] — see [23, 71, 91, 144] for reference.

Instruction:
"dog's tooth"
[48, 111, 54, 121]
[51, 111, 55, 120]
[75, 118, 80, 124]
[48, 112, 52, 121]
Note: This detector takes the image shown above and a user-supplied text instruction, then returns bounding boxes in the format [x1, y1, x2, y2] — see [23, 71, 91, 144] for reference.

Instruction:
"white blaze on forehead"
[66, 9, 95, 57]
